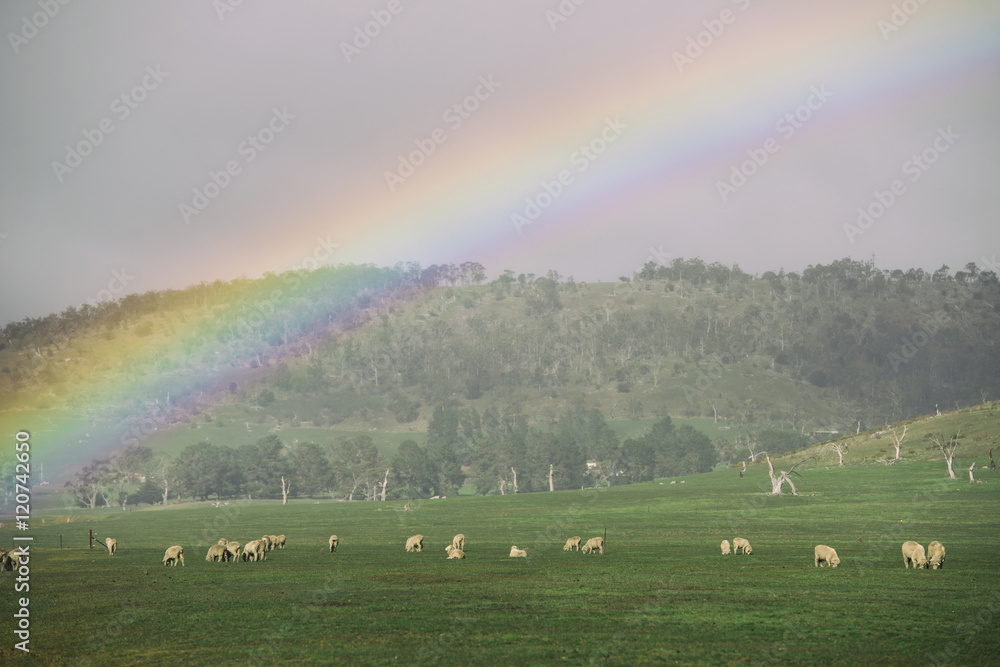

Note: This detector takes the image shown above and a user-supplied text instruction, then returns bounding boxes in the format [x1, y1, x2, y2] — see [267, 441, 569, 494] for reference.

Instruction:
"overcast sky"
[1, 0, 998, 325]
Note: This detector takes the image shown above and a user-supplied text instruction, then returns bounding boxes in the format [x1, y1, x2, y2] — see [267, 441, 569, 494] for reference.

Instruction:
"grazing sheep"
[405, 534, 424, 552]
[814, 545, 840, 568]
[509, 546, 527, 558]
[563, 536, 582, 552]
[206, 544, 229, 562]
[927, 541, 946, 570]
[224, 542, 241, 563]
[275, 535, 287, 549]
[162, 545, 184, 567]
[259, 535, 273, 552]
[451, 534, 465, 551]
[243, 540, 266, 562]
[329, 535, 339, 553]
[721, 540, 731, 555]
[902, 541, 928, 569]
[733, 538, 753, 555]
[445, 545, 466, 559]
[0, 549, 15, 571]
[582, 537, 605, 555]
[217, 538, 229, 546]
[105, 538, 117, 556]
[267, 535, 280, 550]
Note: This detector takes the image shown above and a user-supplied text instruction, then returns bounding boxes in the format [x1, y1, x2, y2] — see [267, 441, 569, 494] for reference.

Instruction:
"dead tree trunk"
[280, 476, 291, 505]
[968, 461, 977, 483]
[499, 478, 506, 495]
[930, 436, 958, 479]
[379, 468, 390, 502]
[548, 464, 555, 492]
[510, 467, 519, 494]
[890, 424, 907, 461]
[989, 448, 996, 471]
[765, 455, 812, 495]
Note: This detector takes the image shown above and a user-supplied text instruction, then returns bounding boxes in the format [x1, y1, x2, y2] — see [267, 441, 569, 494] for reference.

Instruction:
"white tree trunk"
[380, 468, 390, 501]
[548, 464, 554, 492]
[968, 461, 976, 483]
[281, 476, 291, 505]
[511, 466, 519, 494]
[891, 424, 907, 460]
[946, 454, 956, 479]
[499, 479, 506, 495]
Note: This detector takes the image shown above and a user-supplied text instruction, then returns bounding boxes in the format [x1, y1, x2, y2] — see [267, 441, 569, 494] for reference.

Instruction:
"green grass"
[2, 460, 997, 665]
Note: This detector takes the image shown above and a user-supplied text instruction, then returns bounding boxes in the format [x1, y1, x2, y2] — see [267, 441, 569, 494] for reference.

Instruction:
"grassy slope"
[2, 455, 997, 665]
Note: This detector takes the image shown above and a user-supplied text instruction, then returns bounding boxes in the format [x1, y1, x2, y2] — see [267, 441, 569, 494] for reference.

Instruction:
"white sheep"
[733, 537, 752, 555]
[509, 546, 527, 557]
[162, 545, 184, 567]
[581, 537, 605, 555]
[206, 544, 229, 562]
[405, 534, 424, 552]
[445, 544, 466, 559]
[329, 535, 339, 553]
[927, 541, 946, 570]
[243, 540, 266, 562]
[563, 536, 582, 552]
[902, 541, 928, 569]
[259, 535, 273, 552]
[217, 538, 229, 546]
[224, 542, 241, 563]
[105, 538, 117, 556]
[275, 535, 287, 549]
[814, 545, 840, 568]
[720, 539, 731, 555]
[451, 534, 465, 551]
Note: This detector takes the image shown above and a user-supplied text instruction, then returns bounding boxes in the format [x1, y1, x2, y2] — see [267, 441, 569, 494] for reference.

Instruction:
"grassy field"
[2, 458, 997, 665]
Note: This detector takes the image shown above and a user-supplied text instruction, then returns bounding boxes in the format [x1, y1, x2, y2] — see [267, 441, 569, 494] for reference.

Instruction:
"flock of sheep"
[719, 537, 947, 570]
[85, 533, 946, 570]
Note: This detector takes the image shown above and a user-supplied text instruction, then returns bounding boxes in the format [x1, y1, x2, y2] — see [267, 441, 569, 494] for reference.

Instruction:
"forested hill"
[2, 257, 998, 444]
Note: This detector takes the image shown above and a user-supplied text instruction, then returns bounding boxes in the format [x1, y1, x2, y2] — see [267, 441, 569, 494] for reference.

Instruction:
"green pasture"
[2, 460, 997, 665]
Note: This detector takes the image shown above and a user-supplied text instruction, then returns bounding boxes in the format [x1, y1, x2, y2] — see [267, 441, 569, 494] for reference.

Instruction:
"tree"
[764, 455, 813, 495]
[64, 458, 112, 508]
[287, 442, 332, 497]
[390, 440, 435, 498]
[889, 424, 907, 461]
[929, 433, 960, 479]
[824, 441, 849, 467]
[329, 435, 385, 500]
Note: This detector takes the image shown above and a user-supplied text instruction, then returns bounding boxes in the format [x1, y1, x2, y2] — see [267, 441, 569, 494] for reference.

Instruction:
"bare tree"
[379, 468, 390, 502]
[989, 448, 996, 471]
[280, 475, 291, 505]
[765, 454, 814, 495]
[510, 466, 519, 494]
[548, 463, 555, 492]
[824, 441, 849, 467]
[968, 461, 978, 483]
[929, 434, 959, 479]
[890, 424, 908, 461]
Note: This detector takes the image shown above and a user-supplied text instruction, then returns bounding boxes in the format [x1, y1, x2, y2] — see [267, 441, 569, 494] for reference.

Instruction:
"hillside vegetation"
[1, 258, 998, 488]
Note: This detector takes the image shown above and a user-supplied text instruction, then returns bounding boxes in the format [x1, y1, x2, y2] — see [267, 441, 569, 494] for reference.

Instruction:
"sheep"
[581, 537, 605, 555]
[224, 541, 241, 563]
[329, 535, 339, 553]
[206, 544, 229, 562]
[267, 535, 280, 550]
[445, 544, 466, 559]
[902, 541, 928, 569]
[3, 549, 24, 571]
[105, 538, 117, 556]
[405, 534, 424, 552]
[927, 541, 946, 570]
[563, 536, 582, 552]
[509, 546, 527, 557]
[217, 538, 229, 546]
[243, 540, 266, 562]
[259, 535, 273, 552]
[163, 545, 184, 567]
[814, 545, 840, 568]
[721, 540, 731, 555]
[275, 535, 287, 549]
[733, 537, 753, 555]
[451, 534, 465, 551]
